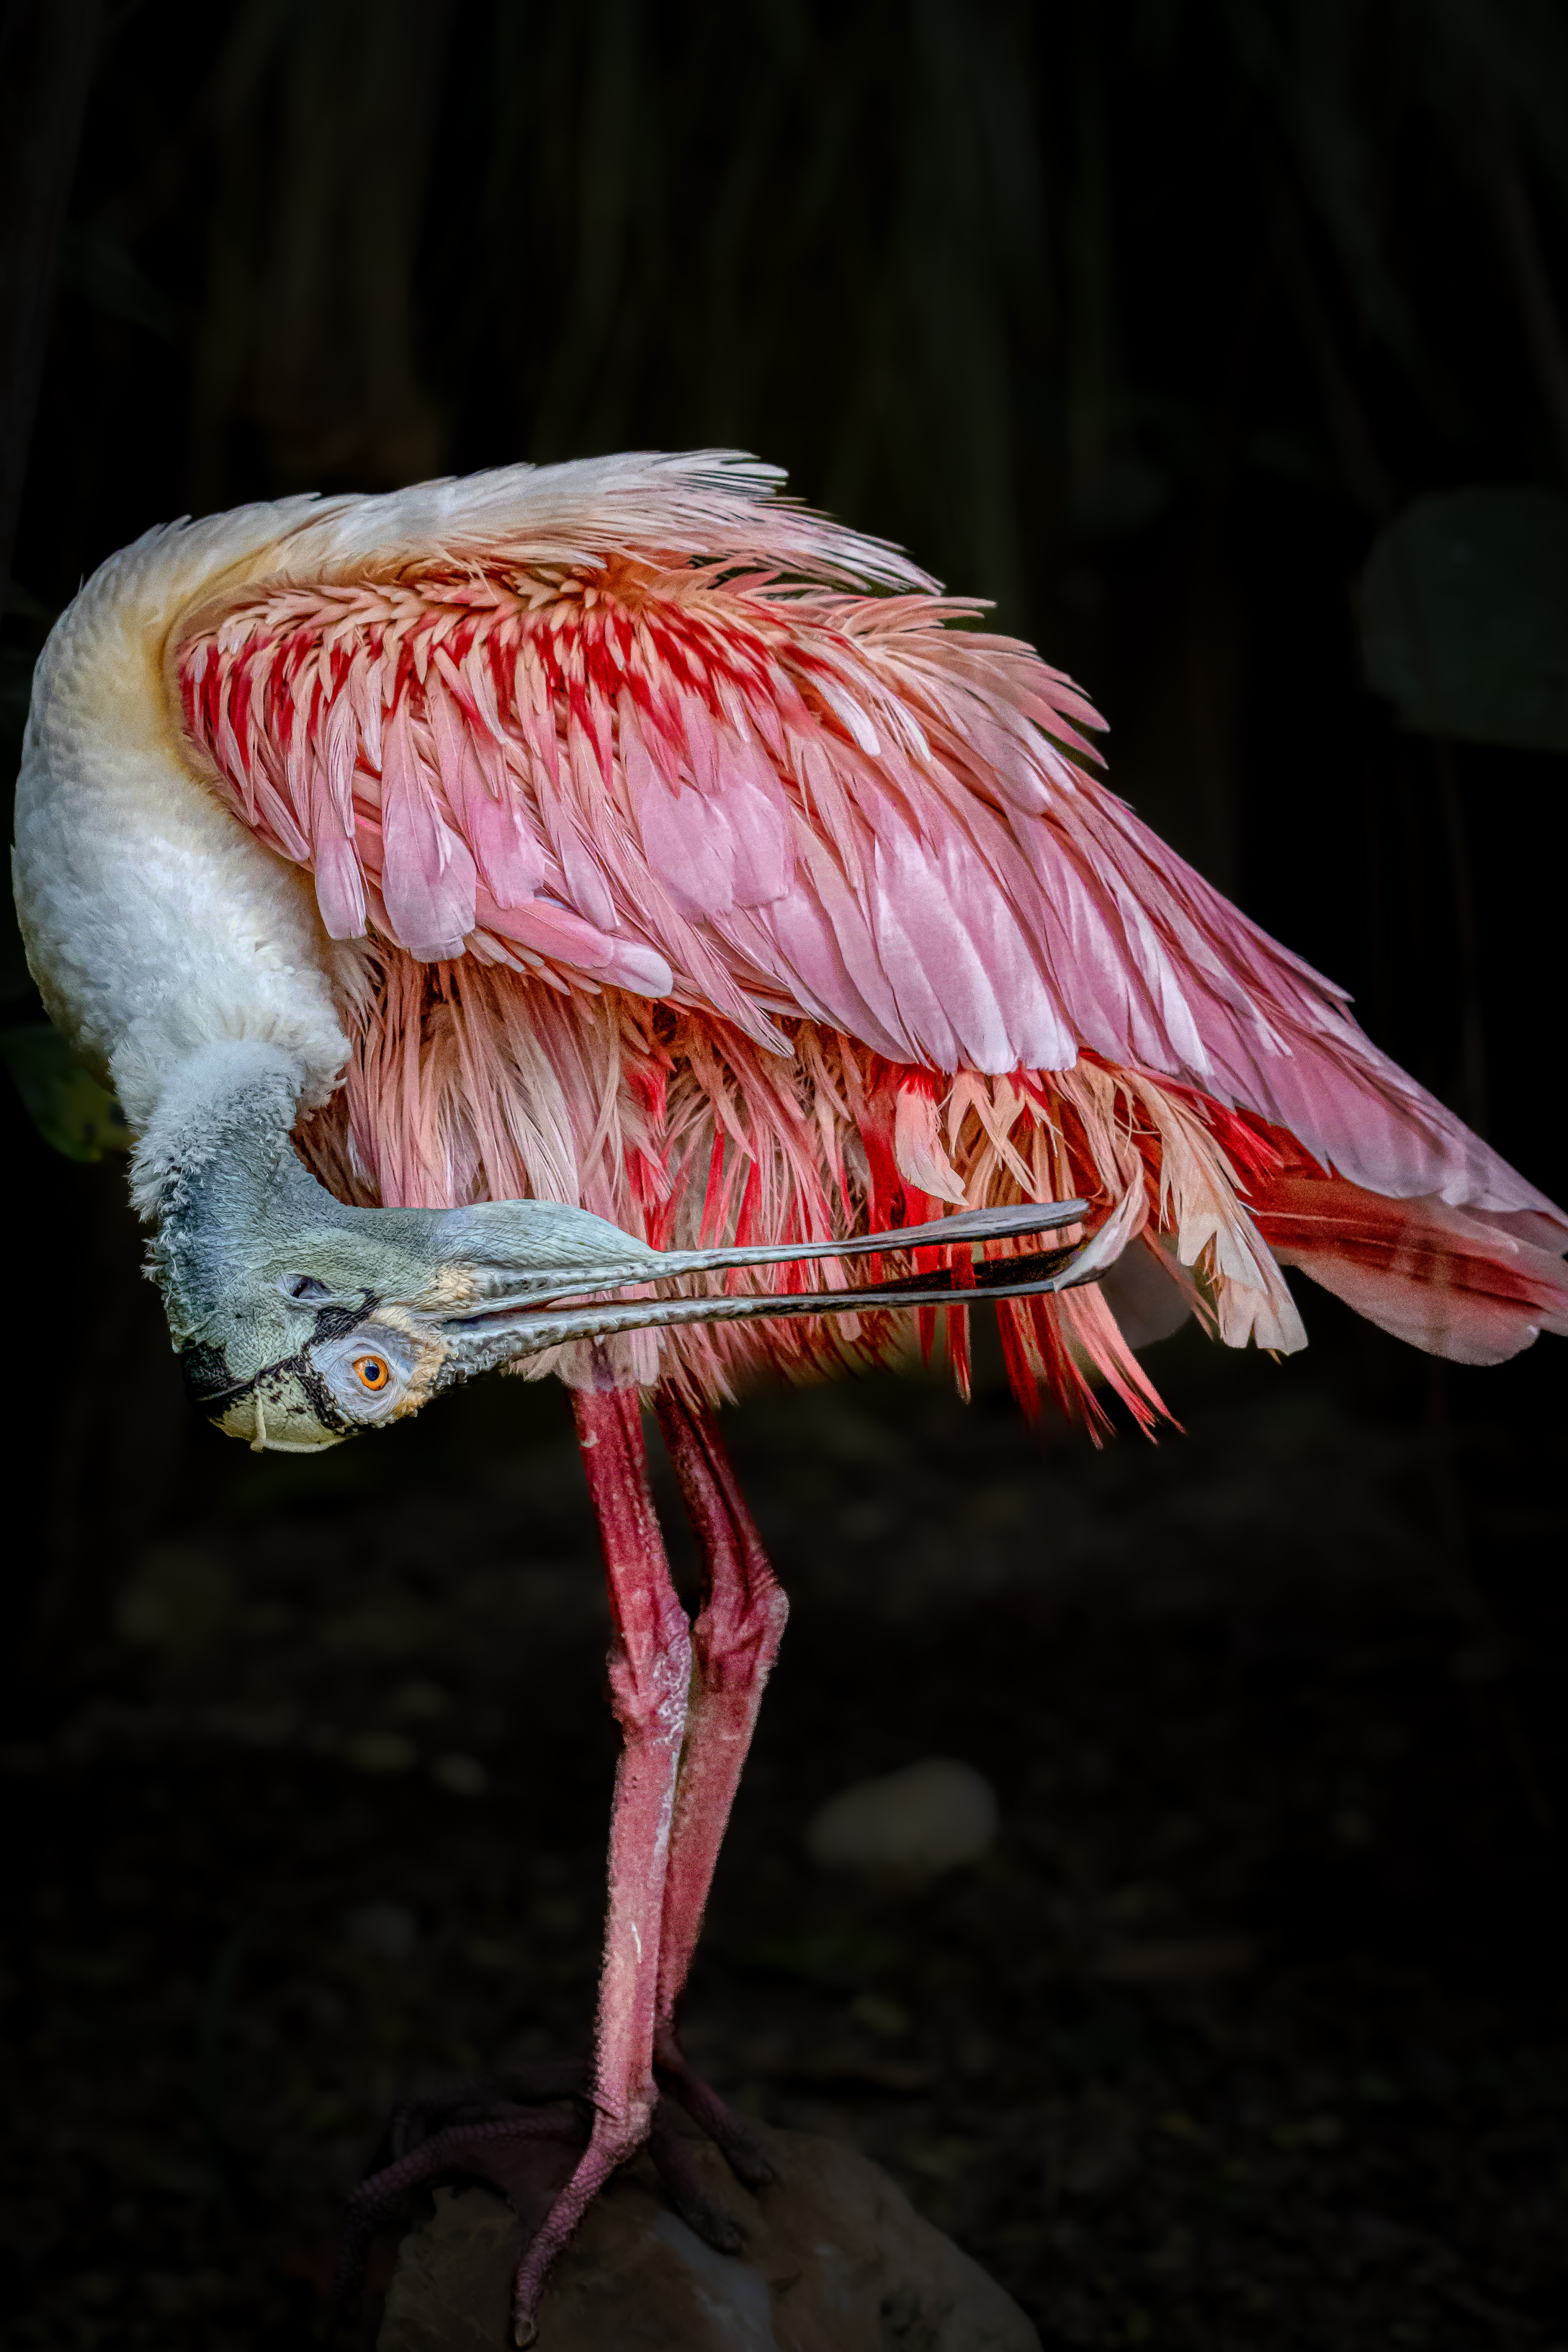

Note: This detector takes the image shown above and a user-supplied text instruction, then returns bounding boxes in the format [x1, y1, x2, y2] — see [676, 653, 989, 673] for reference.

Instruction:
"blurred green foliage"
[1362, 488, 1568, 748]
[0, 1023, 130, 1161]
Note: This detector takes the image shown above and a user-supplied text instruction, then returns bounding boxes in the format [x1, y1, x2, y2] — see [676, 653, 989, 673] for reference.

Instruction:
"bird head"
[144, 1055, 1098, 1453]
[153, 1122, 694, 1453]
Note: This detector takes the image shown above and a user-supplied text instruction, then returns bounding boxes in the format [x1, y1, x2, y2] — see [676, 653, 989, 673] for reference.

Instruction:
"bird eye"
[354, 1354, 392, 1392]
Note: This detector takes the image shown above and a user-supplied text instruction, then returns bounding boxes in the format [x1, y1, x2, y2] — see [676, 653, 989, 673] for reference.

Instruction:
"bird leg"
[501, 1379, 694, 2343]
[333, 1384, 788, 2334]
[650, 1390, 787, 2183]
[340, 1384, 701, 2338]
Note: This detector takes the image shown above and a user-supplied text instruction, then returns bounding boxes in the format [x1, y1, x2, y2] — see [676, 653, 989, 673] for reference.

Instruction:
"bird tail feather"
[1252, 1171, 1568, 1367]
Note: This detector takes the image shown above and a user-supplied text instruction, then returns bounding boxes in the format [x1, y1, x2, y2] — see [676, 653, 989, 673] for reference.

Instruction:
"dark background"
[0, 4, 1564, 2347]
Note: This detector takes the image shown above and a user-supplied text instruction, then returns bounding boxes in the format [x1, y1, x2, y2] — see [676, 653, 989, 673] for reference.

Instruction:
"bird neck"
[132, 1039, 332, 1347]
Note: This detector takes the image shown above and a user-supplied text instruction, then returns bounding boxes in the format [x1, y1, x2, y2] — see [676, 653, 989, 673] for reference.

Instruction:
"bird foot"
[333, 2048, 766, 2334]
[655, 2033, 776, 2191]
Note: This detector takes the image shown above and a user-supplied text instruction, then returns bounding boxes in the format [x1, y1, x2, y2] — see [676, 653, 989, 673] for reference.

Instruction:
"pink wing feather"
[175, 501, 1562, 1266]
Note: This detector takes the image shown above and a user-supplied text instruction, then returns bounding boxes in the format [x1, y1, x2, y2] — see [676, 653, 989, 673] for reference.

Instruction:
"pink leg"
[652, 1391, 788, 2161]
[509, 1384, 692, 2346]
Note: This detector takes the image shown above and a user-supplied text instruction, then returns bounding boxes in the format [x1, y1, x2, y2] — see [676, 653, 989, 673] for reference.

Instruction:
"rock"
[805, 1759, 998, 1881]
[378, 2120, 1039, 2352]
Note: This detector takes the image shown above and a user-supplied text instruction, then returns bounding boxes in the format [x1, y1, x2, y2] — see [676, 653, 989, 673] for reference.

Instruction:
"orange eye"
[354, 1354, 391, 1392]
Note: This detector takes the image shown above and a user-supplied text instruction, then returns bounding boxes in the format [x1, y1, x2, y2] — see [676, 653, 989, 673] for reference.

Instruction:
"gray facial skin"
[148, 1083, 1098, 1454]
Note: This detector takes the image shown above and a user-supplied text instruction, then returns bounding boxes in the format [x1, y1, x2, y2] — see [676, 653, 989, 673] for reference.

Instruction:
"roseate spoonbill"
[14, 452, 1566, 2340]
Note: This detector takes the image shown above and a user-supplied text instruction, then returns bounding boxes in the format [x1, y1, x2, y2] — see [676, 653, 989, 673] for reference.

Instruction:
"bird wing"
[173, 455, 1555, 1225]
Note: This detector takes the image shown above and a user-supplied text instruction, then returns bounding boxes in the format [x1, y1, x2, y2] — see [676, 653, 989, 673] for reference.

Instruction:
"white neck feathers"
[12, 519, 349, 1135]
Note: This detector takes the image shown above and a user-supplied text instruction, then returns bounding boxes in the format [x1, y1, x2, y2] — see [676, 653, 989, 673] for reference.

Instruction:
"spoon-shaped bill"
[442, 1197, 1091, 1318]
[457, 1227, 1107, 1372]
